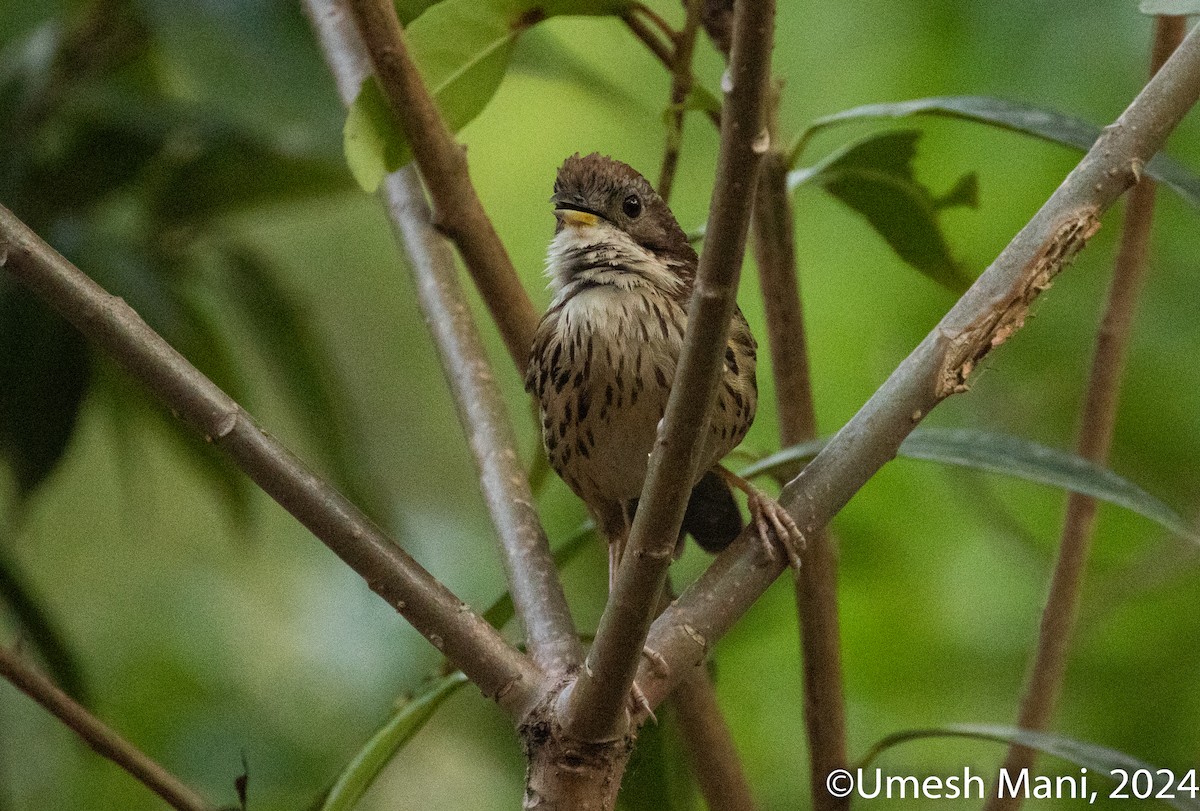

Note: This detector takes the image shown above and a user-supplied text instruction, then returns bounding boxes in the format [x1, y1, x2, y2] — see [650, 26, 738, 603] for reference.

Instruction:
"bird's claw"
[746, 489, 806, 570]
[630, 680, 657, 724]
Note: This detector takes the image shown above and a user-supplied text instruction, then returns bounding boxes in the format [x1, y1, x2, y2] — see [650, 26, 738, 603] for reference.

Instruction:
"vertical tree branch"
[658, 0, 702, 203]
[986, 16, 1189, 809]
[634, 19, 1200, 711]
[673, 670, 757, 810]
[305, 0, 580, 678]
[0, 646, 214, 811]
[559, 0, 776, 743]
[0, 205, 542, 717]
[343, 0, 538, 370]
[751, 89, 848, 810]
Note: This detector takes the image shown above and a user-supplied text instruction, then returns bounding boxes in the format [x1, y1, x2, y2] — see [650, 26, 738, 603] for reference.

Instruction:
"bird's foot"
[718, 466, 806, 570]
[746, 489, 805, 569]
[630, 679, 657, 725]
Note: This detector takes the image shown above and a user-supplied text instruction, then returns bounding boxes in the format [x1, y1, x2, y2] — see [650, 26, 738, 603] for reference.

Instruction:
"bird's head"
[550, 153, 695, 267]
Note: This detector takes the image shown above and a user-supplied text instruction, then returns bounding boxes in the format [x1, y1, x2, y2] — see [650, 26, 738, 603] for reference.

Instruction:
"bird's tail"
[681, 469, 744, 553]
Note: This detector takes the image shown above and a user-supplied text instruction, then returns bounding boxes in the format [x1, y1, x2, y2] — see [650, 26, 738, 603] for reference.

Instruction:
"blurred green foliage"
[1, 1, 1199, 809]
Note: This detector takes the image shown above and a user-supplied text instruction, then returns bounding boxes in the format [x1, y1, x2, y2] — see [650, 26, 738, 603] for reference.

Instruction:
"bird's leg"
[716, 465, 806, 569]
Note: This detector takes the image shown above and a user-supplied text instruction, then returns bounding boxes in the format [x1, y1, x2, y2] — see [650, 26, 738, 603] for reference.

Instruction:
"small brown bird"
[527, 154, 802, 587]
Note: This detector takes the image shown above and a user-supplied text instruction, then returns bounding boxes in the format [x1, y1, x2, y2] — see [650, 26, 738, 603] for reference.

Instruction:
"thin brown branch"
[634, 18, 1200, 713]
[560, 0, 776, 743]
[657, 0, 703, 203]
[674, 669, 757, 810]
[622, 7, 675, 70]
[0, 646, 213, 811]
[986, 15, 1189, 810]
[304, 0, 579, 677]
[750, 93, 848, 810]
[0, 204, 542, 718]
[343, 0, 537, 371]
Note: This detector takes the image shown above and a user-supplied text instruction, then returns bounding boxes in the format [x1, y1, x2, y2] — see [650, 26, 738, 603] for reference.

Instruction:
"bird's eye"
[622, 194, 642, 219]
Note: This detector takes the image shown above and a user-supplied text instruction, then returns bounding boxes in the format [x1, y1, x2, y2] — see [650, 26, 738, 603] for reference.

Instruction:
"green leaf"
[150, 132, 351, 224]
[220, 246, 384, 520]
[343, 0, 631, 191]
[795, 96, 1200, 209]
[0, 544, 88, 703]
[859, 724, 1200, 811]
[319, 672, 469, 811]
[0, 283, 91, 499]
[789, 129, 976, 291]
[482, 523, 595, 629]
[742, 427, 1199, 544]
[1139, 0, 1200, 14]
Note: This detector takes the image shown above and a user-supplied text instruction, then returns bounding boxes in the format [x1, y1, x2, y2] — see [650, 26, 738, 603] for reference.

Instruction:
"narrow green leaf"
[795, 96, 1200, 208]
[859, 724, 1200, 811]
[343, 0, 631, 191]
[741, 427, 1198, 545]
[789, 129, 975, 291]
[1139, 0, 1200, 14]
[0, 284, 91, 498]
[319, 672, 469, 811]
[150, 132, 351, 224]
[0, 544, 88, 703]
[482, 523, 595, 629]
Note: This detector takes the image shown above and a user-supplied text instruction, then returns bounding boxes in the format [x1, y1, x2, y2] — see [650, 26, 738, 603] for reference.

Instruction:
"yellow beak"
[556, 208, 600, 228]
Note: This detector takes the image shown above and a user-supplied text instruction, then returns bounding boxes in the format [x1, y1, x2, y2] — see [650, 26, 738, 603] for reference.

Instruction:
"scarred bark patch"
[937, 212, 1102, 399]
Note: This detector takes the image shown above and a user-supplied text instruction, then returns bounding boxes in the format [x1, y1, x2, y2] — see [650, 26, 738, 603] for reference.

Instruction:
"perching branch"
[304, 0, 579, 679]
[560, 0, 776, 743]
[635, 17, 1200, 713]
[0, 646, 214, 811]
[987, 15, 1190, 810]
[750, 92, 849, 810]
[657, 0, 703, 203]
[343, 0, 538, 370]
[0, 204, 541, 717]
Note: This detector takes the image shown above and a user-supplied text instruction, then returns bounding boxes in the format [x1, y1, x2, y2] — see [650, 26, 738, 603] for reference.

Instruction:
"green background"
[1, 1, 1198, 808]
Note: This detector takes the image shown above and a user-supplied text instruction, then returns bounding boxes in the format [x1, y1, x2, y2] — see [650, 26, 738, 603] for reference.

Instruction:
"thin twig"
[750, 90, 848, 810]
[673, 669, 757, 810]
[657, 0, 703, 203]
[633, 19, 1200, 713]
[986, 15, 1189, 810]
[622, 7, 675, 70]
[0, 205, 542, 718]
[344, 0, 538, 371]
[304, 0, 580, 677]
[0, 646, 213, 811]
[560, 0, 776, 743]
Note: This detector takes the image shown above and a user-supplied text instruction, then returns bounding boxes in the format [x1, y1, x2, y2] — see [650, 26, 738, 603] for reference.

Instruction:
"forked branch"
[560, 0, 777, 743]
[635, 18, 1200, 713]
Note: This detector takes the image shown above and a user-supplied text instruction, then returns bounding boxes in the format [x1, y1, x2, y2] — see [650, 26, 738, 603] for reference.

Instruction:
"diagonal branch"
[343, 0, 538, 371]
[560, 0, 776, 742]
[986, 15, 1190, 810]
[304, 0, 580, 678]
[634, 17, 1200, 713]
[751, 91, 848, 809]
[674, 669, 757, 810]
[0, 645, 214, 811]
[0, 205, 542, 717]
